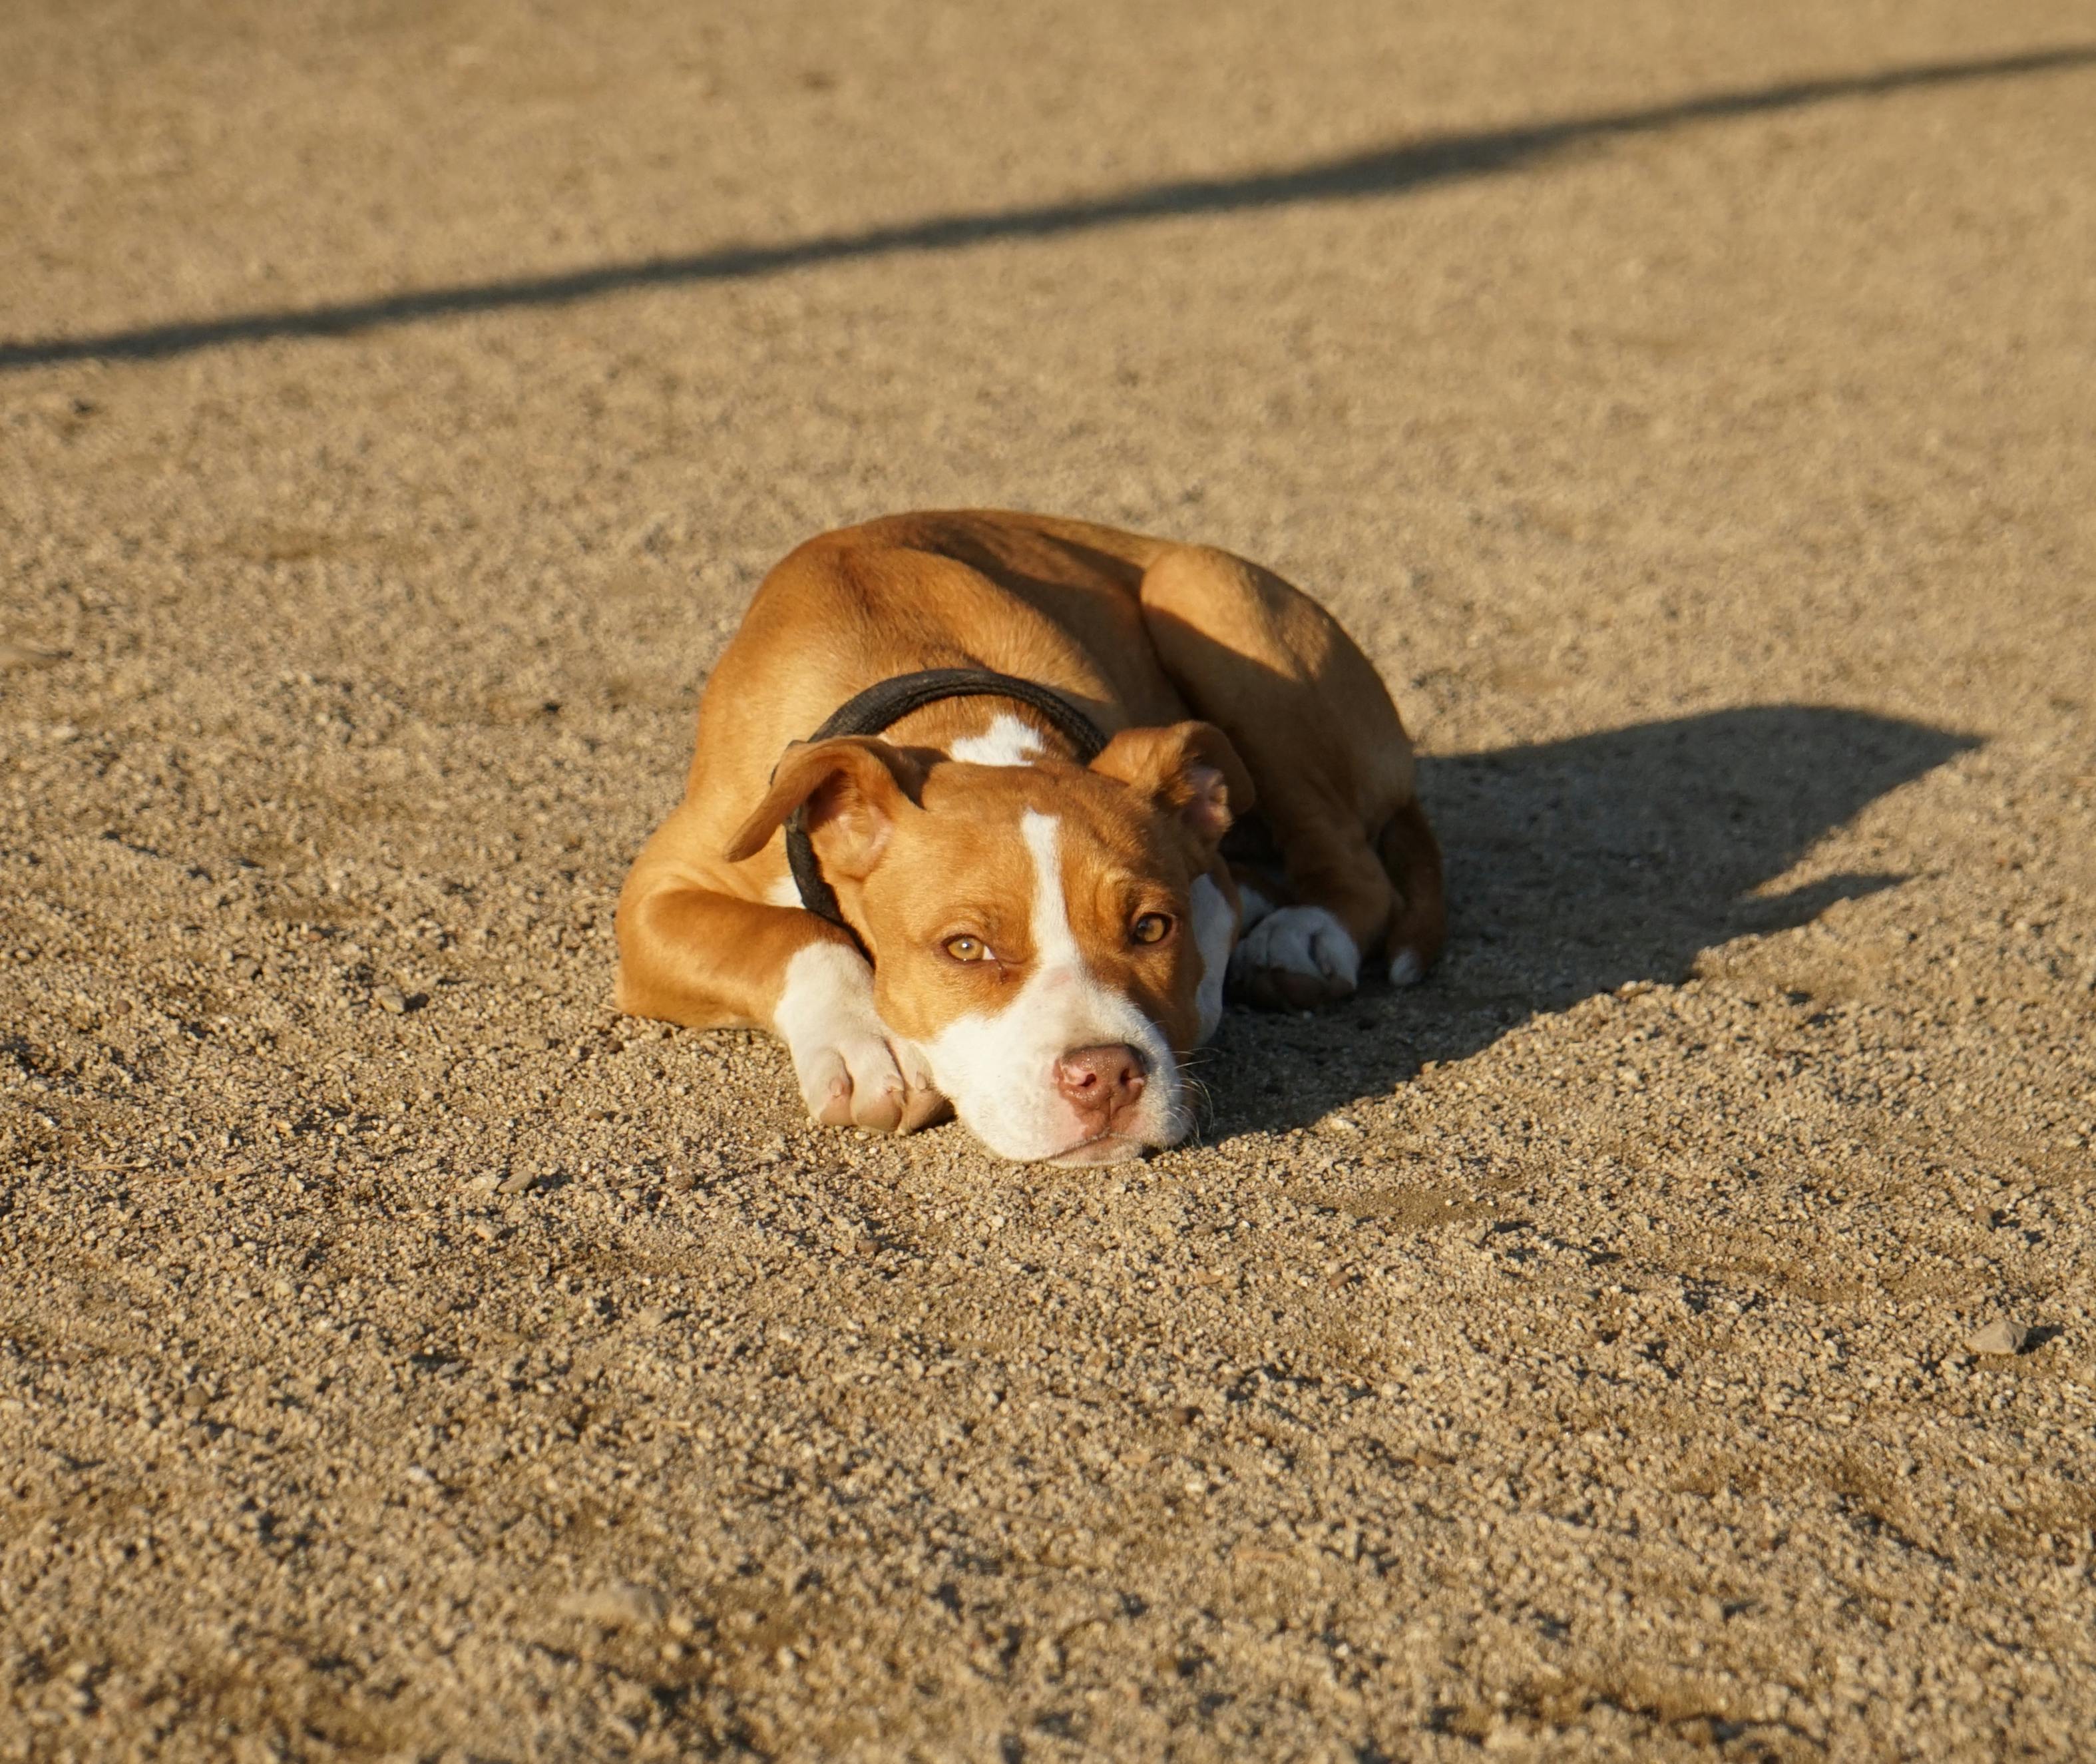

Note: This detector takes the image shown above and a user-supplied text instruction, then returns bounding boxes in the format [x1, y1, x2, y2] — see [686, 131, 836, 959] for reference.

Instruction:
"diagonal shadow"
[1197, 706, 1977, 1137]
[4, 43, 2091, 371]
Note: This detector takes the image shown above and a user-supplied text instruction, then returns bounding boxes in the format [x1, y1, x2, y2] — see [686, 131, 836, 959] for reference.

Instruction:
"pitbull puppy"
[615, 511, 1442, 1164]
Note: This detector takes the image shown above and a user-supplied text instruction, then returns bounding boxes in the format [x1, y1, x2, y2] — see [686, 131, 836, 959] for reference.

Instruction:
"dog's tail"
[1376, 799, 1446, 988]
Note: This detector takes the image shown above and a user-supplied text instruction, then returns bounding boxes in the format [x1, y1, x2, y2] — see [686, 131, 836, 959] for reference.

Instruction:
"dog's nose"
[1054, 1043, 1148, 1122]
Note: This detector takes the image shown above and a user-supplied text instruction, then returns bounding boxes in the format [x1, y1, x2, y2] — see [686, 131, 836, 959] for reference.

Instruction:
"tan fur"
[614, 510, 1442, 1138]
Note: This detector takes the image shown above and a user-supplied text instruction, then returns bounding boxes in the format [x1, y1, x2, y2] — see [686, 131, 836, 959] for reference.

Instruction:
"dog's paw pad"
[1229, 905, 1360, 1010]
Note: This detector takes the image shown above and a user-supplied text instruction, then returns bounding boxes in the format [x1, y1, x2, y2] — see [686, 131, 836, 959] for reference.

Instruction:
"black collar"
[785, 668, 1108, 938]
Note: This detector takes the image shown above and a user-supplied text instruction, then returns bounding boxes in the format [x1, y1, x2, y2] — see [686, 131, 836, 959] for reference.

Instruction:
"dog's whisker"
[1179, 1074, 1219, 1130]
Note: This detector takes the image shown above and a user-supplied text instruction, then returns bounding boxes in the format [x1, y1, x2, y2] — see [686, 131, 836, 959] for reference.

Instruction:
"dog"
[614, 511, 1443, 1164]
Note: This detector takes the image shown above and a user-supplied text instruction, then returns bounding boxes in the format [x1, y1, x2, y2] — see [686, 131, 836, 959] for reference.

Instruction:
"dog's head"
[726, 724, 1251, 1163]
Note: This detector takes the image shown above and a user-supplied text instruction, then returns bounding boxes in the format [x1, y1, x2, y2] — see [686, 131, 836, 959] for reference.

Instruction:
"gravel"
[3, 1, 2094, 1759]
[561, 1583, 671, 1632]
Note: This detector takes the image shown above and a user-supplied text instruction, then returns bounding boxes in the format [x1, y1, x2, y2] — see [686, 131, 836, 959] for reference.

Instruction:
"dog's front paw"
[774, 943, 947, 1132]
[798, 1030, 946, 1132]
[1227, 905, 1360, 1010]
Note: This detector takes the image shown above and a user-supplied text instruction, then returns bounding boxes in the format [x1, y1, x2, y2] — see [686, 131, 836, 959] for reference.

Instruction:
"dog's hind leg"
[1376, 797, 1446, 987]
[1136, 543, 1444, 1007]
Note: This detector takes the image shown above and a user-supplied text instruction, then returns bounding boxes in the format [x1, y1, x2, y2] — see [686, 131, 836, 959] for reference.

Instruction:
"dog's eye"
[943, 935, 992, 963]
[1130, 913, 1173, 946]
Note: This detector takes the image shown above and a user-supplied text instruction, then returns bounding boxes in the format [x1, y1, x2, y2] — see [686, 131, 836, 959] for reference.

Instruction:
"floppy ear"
[1090, 721, 1255, 850]
[723, 737, 925, 879]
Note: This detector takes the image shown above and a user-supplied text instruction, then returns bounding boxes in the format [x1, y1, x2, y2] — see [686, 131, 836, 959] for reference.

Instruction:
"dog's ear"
[1090, 722, 1255, 850]
[724, 737, 925, 878]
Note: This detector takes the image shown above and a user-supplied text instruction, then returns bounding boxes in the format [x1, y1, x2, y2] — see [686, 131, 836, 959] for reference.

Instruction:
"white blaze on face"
[915, 809, 1185, 1163]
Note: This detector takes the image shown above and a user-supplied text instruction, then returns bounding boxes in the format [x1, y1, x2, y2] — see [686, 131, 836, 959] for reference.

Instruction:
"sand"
[3, 1, 2094, 1757]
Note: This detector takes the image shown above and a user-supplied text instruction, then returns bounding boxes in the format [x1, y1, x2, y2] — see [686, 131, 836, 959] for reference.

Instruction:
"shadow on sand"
[1197, 704, 1976, 1138]
[3, 44, 2090, 371]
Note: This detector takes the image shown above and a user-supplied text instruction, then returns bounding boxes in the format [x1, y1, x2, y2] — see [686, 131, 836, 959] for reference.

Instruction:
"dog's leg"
[1376, 798, 1446, 989]
[614, 865, 945, 1133]
[1138, 544, 1445, 1007]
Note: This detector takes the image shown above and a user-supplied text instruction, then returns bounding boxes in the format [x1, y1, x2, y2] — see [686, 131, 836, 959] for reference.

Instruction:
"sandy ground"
[4, 1, 2095, 1757]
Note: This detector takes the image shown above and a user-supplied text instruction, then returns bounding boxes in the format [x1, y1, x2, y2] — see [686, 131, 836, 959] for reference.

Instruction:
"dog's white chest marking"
[1236, 882, 1276, 930]
[948, 714, 1046, 767]
[1191, 874, 1231, 1042]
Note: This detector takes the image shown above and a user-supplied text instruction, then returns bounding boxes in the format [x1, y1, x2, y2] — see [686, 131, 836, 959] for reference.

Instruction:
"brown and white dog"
[614, 511, 1443, 1164]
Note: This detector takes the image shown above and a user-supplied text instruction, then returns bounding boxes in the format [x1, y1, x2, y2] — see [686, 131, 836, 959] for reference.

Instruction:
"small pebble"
[375, 986, 406, 1014]
[1966, 1319, 2029, 1357]
[497, 1170, 536, 1196]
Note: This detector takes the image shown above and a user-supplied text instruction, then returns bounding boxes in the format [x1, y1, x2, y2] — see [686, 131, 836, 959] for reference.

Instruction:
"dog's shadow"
[1195, 704, 1976, 1139]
